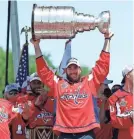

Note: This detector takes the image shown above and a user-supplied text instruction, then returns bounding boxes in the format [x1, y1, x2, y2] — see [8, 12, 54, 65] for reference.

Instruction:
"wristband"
[105, 38, 111, 40]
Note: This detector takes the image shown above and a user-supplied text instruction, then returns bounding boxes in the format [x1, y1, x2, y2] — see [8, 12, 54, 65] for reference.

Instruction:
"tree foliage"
[0, 47, 89, 97]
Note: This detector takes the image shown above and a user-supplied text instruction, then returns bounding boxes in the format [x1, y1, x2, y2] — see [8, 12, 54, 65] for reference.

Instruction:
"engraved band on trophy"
[31, 4, 110, 40]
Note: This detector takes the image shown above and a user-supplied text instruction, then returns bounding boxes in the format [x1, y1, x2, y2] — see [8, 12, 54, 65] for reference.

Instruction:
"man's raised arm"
[31, 39, 57, 90]
[89, 31, 114, 93]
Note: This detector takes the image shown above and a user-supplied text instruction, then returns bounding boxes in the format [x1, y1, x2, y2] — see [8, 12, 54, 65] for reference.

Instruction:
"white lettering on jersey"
[16, 125, 22, 134]
[109, 105, 114, 112]
[60, 92, 89, 105]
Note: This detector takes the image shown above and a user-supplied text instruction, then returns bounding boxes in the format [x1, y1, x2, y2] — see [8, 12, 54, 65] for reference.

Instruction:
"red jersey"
[9, 93, 27, 139]
[10, 114, 26, 139]
[108, 89, 133, 139]
[36, 51, 110, 133]
[16, 94, 54, 127]
[0, 98, 16, 139]
[17, 94, 55, 139]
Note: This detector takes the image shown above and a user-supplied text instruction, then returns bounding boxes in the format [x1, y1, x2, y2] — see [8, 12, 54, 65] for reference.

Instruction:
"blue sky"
[0, 0, 133, 86]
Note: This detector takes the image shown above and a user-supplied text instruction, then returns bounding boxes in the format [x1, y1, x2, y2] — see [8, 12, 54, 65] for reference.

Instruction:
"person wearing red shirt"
[31, 31, 114, 139]
[0, 98, 17, 139]
[16, 72, 55, 139]
[108, 65, 134, 139]
[94, 79, 113, 139]
[3, 83, 28, 139]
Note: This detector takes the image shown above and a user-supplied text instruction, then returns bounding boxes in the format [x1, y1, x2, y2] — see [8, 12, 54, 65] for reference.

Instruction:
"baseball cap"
[5, 83, 20, 93]
[29, 72, 41, 82]
[103, 78, 113, 85]
[66, 58, 80, 68]
[121, 65, 134, 84]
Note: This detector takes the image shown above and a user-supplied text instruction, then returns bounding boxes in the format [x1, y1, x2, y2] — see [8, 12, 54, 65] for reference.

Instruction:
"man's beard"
[66, 74, 81, 83]
[31, 88, 40, 96]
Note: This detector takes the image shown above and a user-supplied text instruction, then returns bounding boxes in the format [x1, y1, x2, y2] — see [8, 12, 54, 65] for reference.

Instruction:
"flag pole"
[10, 0, 20, 79]
[5, 0, 11, 86]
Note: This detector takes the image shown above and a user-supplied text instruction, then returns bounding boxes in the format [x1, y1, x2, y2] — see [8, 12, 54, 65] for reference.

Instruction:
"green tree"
[81, 66, 90, 76]
[0, 47, 14, 97]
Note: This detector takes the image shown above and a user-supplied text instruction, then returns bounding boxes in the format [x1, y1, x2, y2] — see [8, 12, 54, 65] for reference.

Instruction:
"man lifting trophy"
[31, 4, 114, 139]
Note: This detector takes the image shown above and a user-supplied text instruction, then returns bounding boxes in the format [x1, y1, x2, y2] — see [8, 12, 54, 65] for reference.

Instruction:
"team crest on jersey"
[120, 98, 127, 106]
[0, 107, 8, 123]
[37, 111, 53, 124]
[61, 82, 68, 89]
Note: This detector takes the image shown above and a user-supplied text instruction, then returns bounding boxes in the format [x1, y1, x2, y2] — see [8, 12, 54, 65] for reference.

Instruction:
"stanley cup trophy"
[31, 4, 110, 40]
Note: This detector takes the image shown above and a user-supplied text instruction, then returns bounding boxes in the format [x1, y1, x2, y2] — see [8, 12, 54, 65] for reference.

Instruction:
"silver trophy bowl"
[31, 4, 110, 40]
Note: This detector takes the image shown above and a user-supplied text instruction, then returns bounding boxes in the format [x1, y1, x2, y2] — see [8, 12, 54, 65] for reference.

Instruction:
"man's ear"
[79, 67, 82, 73]
[126, 74, 130, 79]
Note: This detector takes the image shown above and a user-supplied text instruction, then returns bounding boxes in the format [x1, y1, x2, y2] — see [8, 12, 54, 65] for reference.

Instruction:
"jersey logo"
[37, 111, 53, 124]
[119, 98, 127, 106]
[116, 102, 132, 117]
[0, 107, 8, 123]
[61, 82, 68, 89]
[60, 92, 88, 105]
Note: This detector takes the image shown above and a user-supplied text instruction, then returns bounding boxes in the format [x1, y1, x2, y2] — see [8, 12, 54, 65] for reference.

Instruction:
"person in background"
[108, 65, 133, 139]
[110, 84, 122, 139]
[97, 78, 113, 107]
[3, 83, 22, 102]
[3, 83, 28, 139]
[111, 84, 122, 94]
[31, 30, 114, 139]
[16, 72, 48, 121]
[17, 72, 55, 139]
[94, 78, 113, 139]
[0, 97, 17, 139]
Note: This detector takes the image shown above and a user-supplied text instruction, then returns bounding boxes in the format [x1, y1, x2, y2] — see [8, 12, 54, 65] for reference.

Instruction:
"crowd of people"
[0, 30, 133, 139]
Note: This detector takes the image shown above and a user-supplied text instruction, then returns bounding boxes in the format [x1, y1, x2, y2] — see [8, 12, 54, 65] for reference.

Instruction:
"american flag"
[58, 39, 71, 78]
[16, 43, 29, 87]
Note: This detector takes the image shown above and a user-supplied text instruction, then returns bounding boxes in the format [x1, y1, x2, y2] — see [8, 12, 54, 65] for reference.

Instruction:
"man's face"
[5, 90, 18, 100]
[97, 83, 109, 98]
[66, 64, 81, 83]
[30, 80, 44, 95]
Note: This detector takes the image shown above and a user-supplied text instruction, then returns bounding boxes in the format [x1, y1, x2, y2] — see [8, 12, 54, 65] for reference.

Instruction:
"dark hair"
[111, 84, 121, 93]
[103, 88, 112, 98]
[121, 76, 125, 84]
